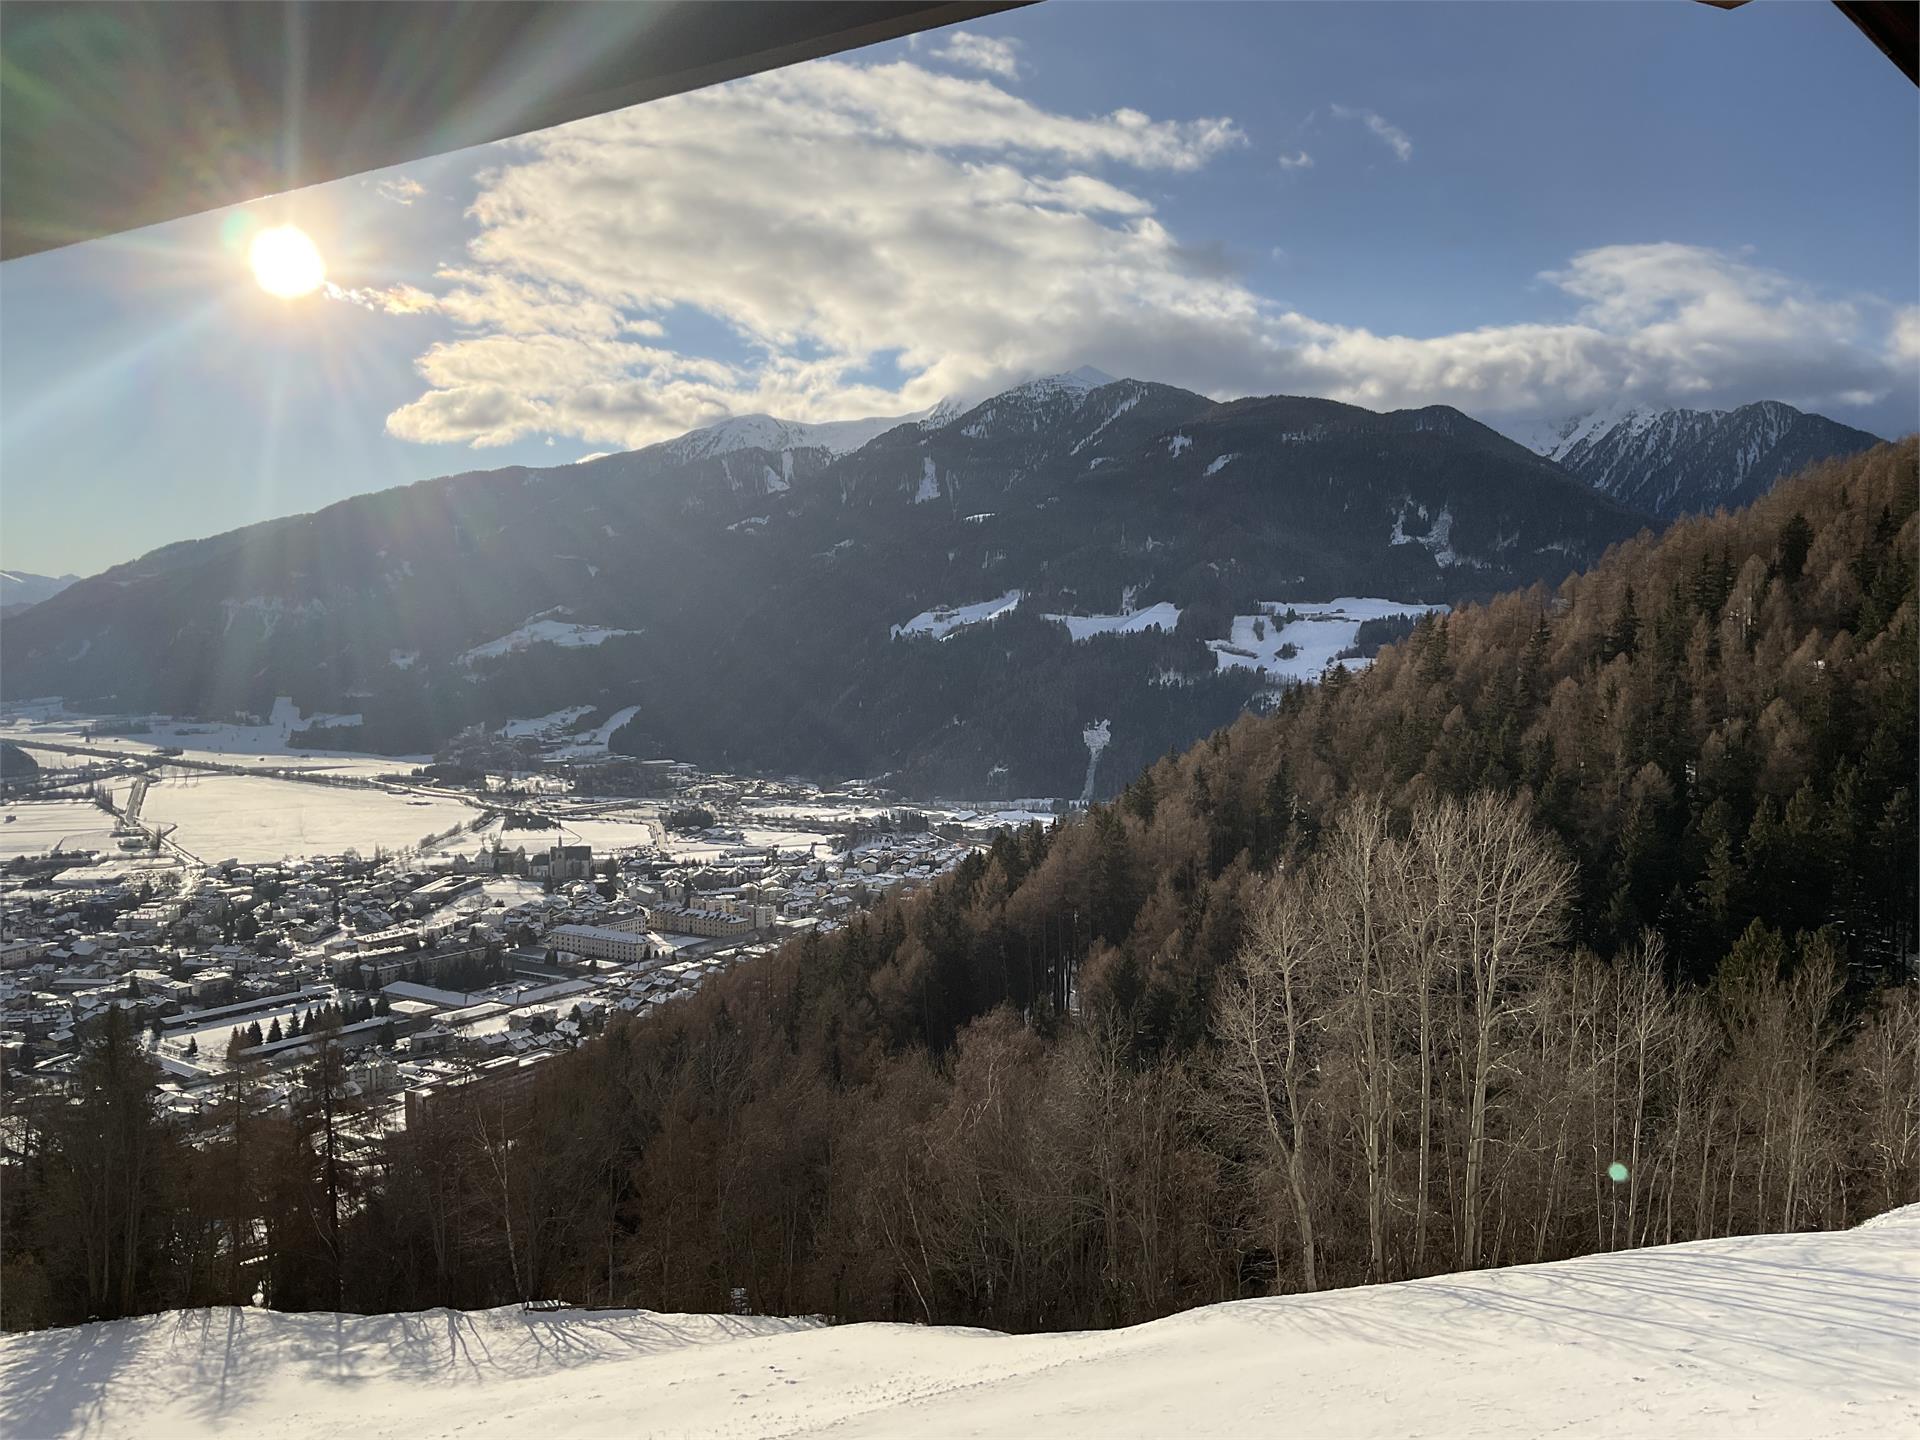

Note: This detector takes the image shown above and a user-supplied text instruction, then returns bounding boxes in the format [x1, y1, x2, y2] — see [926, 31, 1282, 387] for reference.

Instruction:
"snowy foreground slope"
[5, 1211, 1915, 1440]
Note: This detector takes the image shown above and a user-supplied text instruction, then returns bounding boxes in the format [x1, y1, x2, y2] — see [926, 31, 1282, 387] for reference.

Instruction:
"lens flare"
[1607, 1161, 1630, 1184]
[249, 224, 325, 298]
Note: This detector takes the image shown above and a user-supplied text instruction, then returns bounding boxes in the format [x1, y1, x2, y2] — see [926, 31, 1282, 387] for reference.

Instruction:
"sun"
[249, 224, 326, 298]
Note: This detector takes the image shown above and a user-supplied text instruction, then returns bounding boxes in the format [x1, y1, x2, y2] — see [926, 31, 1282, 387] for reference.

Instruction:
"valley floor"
[3, 1208, 1915, 1439]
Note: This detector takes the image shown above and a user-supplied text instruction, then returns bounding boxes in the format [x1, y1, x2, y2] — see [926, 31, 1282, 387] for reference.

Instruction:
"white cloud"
[325, 281, 438, 315]
[1891, 306, 1920, 364]
[1278, 150, 1314, 171]
[384, 58, 1245, 448]
[1258, 244, 1912, 422]
[931, 30, 1022, 80]
[375, 176, 426, 205]
[380, 56, 1914, 452]
[1331, 104, 1412, 162]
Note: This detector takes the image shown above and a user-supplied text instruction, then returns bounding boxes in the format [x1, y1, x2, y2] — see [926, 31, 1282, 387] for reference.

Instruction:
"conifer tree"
[1777, 512, 1813, 582]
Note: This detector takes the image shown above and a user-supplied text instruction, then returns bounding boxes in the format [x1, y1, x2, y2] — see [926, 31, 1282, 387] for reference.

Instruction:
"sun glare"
[248, 224, 326, 298]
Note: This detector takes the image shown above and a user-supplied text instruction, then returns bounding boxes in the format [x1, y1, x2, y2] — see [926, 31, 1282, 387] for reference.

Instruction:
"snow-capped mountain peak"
[1057, 364, 1119, 391]
[1507, 400, 1882, 521]
[645, 373, 1122, 466]
[943, 368, 1151, 447]
[1016, 365, 1120, 401]
[0, 569, 79, 611]
[1521, 403, 1652, 462]
[917, 395, 965, 430]
[662, 408, 931, 463]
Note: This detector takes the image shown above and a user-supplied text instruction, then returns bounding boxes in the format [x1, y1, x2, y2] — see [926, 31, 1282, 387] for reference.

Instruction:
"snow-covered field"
[647, 824, 829, 863]
[140, 775, 479, 863]
[0, 799, 121, 860]
[9, 1211, 1909, 1439]
[746, 803, 895, 824]
[440, 810, 839, 866]
[528, 812, 660, 852]
[1210, 596, 1446, 683]
[0, 705, 423, 779]
[162, 995, 329, 1056]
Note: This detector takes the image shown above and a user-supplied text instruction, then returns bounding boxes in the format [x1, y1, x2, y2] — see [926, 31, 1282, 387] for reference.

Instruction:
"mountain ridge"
[0, 569, 78, 615]
[0, 368, 1650, 795]
[1510, 398, 1883, 520]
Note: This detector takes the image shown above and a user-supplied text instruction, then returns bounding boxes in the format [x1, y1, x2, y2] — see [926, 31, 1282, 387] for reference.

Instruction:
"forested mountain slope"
[5, 444, 1913, 1341]
[0, 372, 1642, 796]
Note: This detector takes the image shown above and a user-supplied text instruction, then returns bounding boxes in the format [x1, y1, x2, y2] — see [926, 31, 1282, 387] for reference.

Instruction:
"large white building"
[548, 923, 653, 965]
[642, 903, 754, 938]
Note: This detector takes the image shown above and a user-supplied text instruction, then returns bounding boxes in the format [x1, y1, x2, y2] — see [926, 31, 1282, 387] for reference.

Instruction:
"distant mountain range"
[0, 570, 78, 615]
[4, 374, 1891, 796]
[1512, 400, 1883, 521]
[657, 398, 962, 464]
[0, 370, 1648, 797]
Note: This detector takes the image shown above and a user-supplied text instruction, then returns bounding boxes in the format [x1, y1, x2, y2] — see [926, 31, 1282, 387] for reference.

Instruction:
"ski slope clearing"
[4, 1210, 1914, 1439]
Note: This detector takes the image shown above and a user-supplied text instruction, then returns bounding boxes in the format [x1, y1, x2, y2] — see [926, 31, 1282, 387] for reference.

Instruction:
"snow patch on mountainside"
[460, 614, 640, 665]
[1045, 602, 1182, 641]
[499, 706, 593, 739]
[1079, 718, 1112, 803]
[4, 1210, 1912, 1440]
[891, 590, 1023, 641]
[1389, 501, 1472, 567]
[495, 704, 638, 758]
[219, 596, 329, 642]
[552, 704, 642, 759]
[914, 458, 942, 504]
[1211, 597, 1446, 683]
[1068, 386, 1144, 455]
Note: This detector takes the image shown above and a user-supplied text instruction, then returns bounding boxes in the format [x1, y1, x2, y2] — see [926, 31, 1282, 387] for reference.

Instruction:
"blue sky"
[4, 0, 1915, 576]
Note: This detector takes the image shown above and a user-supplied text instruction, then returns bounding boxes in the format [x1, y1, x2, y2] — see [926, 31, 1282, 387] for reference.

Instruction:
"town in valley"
[0, 698, 1019, 1130]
